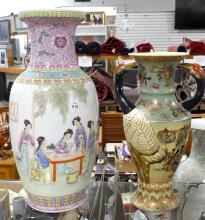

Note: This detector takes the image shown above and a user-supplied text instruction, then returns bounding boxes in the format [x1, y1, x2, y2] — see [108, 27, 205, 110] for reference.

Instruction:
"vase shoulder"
[135, 97, 191, 123]
[16, 68, 91, 85]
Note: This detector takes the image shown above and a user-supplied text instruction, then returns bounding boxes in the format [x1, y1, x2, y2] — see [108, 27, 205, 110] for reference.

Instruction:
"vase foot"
[142, 208, 178, 220]
[131, 181, 180, 212]
[26, 189, 86, 213]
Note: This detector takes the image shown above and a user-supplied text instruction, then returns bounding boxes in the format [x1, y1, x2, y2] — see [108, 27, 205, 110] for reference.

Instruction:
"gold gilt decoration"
[19, 10, 85, 20]
[139, 181, 172, 192]
[131, 181, 180, 211]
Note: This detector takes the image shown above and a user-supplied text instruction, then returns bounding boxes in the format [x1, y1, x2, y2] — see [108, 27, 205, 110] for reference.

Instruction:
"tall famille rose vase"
[115, 52, 205, 215]
[9, 10, 99, 212]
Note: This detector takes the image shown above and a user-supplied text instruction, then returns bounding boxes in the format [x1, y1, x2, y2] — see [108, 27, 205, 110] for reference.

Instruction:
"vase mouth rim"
[19, 9, 85, 20]
[129, 52, 189, 61]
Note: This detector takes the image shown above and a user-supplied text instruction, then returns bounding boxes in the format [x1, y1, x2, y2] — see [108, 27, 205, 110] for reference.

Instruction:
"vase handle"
[178, 63, 205, 111]
[115, 63, 138, 114]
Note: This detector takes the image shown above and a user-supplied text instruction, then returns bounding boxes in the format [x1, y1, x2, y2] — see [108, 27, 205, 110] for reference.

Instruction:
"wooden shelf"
[2, 54, 202, 74]
[77, 54, 133, 60]
[0, 55, 132, 75]
[0, 66, 25, 75]
[0, 156, 19, 180]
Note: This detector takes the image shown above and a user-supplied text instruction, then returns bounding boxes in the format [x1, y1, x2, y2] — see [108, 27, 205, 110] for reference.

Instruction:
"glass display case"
[1, 180, 205, 220]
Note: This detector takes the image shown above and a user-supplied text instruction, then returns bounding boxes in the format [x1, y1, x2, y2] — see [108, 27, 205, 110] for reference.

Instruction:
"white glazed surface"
[9, 77, 98, 197]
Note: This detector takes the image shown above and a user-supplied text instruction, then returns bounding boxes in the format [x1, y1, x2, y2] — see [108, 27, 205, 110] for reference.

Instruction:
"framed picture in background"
[85, 12, 105, 25]
[0, 48, 8, 67]
[0, 20, 10, 44]
[14, 14, 28, 31]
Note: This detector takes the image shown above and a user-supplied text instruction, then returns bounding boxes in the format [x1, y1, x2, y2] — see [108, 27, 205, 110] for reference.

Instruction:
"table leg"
[79, 158, 83, 175]
[53, 163, 56, 182]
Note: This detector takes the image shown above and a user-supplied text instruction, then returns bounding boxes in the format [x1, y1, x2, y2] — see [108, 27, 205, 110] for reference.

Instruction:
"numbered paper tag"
[71, 101, 79, 113]
[78, 56, 92, 67]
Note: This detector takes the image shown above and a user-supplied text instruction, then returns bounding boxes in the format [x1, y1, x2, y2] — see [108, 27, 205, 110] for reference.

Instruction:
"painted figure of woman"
[66, 129, 75, 152]
[18, 119, 35, 175]
[55, 129, 73, 154]
[72, 116, 87, 152]
[56, 129, 74, 175]
[83, 120, 96, 175]
[87, 121, 96, 153]
[35, 136, 50, 184]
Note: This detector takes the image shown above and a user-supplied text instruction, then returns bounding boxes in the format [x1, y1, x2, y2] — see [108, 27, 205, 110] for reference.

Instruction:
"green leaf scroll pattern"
[33, 82, 88, 123]
[73, 84, 88, 105]
[38, 50, 55, 58]
[33, 90, 48, 118]
[48, 85, 68, 123]
[37, 31, 55, 58]
[38, 31, 51, 44]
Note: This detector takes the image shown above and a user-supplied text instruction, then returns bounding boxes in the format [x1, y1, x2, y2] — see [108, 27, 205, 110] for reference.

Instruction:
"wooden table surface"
[45, 151, 84, 163]
[0, 66, 25, 74]
[44, 151, 84, 182]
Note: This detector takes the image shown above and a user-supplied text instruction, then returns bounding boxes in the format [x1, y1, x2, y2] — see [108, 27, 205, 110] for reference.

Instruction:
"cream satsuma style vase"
[9, 10, 99, 212]
[115, 52, 205, 214]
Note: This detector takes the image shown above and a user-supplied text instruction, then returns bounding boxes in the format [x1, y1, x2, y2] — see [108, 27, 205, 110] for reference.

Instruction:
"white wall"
[0, 0, 175, 17]
[90, 0, 175, 12]
[0, 0, 73, 16]
[116, 11, 205, 51]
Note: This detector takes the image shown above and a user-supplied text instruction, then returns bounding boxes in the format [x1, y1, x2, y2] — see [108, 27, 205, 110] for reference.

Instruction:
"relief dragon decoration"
[123, 108, 190, 183]
[123, 108, 167, 183]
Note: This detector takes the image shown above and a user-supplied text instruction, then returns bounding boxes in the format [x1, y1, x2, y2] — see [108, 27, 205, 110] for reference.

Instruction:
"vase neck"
[27, 18, 79, 71]
[139, 60, 178, 95]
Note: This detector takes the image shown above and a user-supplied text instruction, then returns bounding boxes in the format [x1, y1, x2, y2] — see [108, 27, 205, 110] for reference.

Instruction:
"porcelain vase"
[115, 52, 205, 212]
[9, 10, 99, 212]
[174, 119, 205, 220]
[175, 118, 205, 183]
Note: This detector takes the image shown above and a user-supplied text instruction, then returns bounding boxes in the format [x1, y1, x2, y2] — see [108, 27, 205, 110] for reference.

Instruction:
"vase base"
[26, 189, 86, 213]
[131, 182, 180, 212]
[142, 208, 178, 220]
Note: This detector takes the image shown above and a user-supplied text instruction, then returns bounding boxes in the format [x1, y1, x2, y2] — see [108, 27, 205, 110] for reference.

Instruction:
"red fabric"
[92, 78, 114, 102]
[91, 67, 115, 99]
[187, 41, 205, 54]
[101, 43, 113, 54]
[101, 37, 125, 54]
[136, 42, 154, 52]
